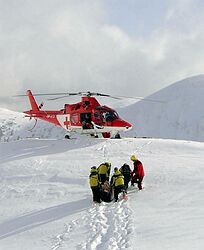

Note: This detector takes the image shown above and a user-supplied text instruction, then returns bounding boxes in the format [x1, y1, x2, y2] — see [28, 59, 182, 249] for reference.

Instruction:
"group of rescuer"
[89, 155, 145, 203]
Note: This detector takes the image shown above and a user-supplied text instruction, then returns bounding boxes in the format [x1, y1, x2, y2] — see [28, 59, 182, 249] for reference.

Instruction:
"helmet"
[91, 166, 97, 173]
[91, 166, 97, 172]
[130, 155, 137, 161]
[114, 167, 118, 172]
[105, 162, 111, 167]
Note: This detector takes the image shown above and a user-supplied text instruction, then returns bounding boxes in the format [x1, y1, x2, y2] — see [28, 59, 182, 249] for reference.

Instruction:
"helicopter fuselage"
[24, 90, 132, 138]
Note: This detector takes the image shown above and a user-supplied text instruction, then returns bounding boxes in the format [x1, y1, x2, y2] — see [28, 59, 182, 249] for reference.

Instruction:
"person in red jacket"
[130, 155, 145, 190]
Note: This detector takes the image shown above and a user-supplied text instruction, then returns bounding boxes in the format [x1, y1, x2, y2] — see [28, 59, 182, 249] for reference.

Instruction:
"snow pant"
[98, 174, 107, 184]
[114, 185, 125, 202]
[131, 175, 144, 190]
[123, 175, 131, 191]
[91, 186, 101, 203]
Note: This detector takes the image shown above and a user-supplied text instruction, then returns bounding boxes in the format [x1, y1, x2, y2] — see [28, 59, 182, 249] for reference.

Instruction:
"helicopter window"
[71, 113, 79, 124]
[95, 106, 102, 110]
[94, 112, 100, 118]
[83, 101, 90, 109]
[84, 101, 90, 105]
[102, 111, 118, 122]
[113, 111, 119, 118]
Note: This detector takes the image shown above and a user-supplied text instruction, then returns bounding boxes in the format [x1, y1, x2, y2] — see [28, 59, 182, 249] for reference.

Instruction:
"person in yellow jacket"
[98, 162, 111, 184]
[89, 166, 101, 203]
[110, 167, 125, 202]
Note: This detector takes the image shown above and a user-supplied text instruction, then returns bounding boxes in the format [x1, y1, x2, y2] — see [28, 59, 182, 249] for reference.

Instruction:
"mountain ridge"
[120, 74, 204, 142]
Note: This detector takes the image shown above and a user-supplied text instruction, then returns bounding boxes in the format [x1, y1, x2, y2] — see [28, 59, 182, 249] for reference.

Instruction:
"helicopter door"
[80, 113, 93, 129]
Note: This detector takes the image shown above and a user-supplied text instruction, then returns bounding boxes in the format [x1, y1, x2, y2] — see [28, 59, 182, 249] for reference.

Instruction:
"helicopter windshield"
[102, 110, 119, 122]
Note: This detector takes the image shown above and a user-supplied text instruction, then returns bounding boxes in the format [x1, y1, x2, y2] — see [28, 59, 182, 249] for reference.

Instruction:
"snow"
[0, 137, 204, 250]
[0, 108, 66, 142]
[120, 75, 204, 142]
[1, 75, 204, 249]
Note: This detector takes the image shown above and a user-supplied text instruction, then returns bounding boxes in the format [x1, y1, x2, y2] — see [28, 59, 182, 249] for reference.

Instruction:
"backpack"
[89, 173, 99, 187]
[120, 164, 131, 175]
[115, 174, 124, 186]
[98, 164, 108, 174]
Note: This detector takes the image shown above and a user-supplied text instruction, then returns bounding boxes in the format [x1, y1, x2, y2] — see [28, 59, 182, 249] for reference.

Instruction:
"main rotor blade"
[115, 95, 165, 103]
[13, 91, 164, 103]
[13, 92, 79, 97]
[47, 95, 71, 101]
[88, 92, 121, 99]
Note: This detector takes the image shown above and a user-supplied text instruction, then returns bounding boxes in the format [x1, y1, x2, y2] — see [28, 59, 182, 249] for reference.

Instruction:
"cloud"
[0, 0, 204, 110]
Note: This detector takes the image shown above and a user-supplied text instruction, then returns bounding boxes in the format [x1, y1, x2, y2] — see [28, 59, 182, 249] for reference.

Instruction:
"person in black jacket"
[119, 163, 132, 191]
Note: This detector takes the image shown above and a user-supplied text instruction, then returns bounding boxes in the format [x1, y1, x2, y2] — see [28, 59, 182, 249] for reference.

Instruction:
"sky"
[0, 0, 204, 111]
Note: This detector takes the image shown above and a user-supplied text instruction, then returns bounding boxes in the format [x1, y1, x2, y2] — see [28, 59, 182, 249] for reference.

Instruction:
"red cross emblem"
[64, 116, 70, 129]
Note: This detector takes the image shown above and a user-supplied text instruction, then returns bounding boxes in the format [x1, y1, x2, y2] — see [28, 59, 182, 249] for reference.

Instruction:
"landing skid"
[114, 133, 121, 139]
[110, 132, 121, 139]
[64, 134, 70, 139]
[90, 133, 99, 138]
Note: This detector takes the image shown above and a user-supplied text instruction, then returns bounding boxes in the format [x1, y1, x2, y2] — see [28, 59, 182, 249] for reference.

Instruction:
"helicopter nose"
[112, 120, 132, 130]
[124, 121, 132, 130]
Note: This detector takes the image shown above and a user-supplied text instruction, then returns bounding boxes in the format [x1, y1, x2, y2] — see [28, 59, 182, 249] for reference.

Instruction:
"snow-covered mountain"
[120, 75, 204, 142]
[0, 108, 66, 142]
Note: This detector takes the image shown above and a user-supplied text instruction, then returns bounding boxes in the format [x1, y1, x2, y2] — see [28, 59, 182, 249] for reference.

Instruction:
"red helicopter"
[19, 90, 132, 139]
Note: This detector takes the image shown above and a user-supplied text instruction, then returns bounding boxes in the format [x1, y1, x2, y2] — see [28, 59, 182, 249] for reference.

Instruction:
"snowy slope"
[120, 75, 204, 142]
[0, 108, 66, 142]
[0, 137, 204, 250]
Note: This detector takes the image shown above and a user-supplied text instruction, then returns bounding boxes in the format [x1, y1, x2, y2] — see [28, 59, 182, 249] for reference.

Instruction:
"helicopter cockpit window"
[102, 111, 118, 122]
